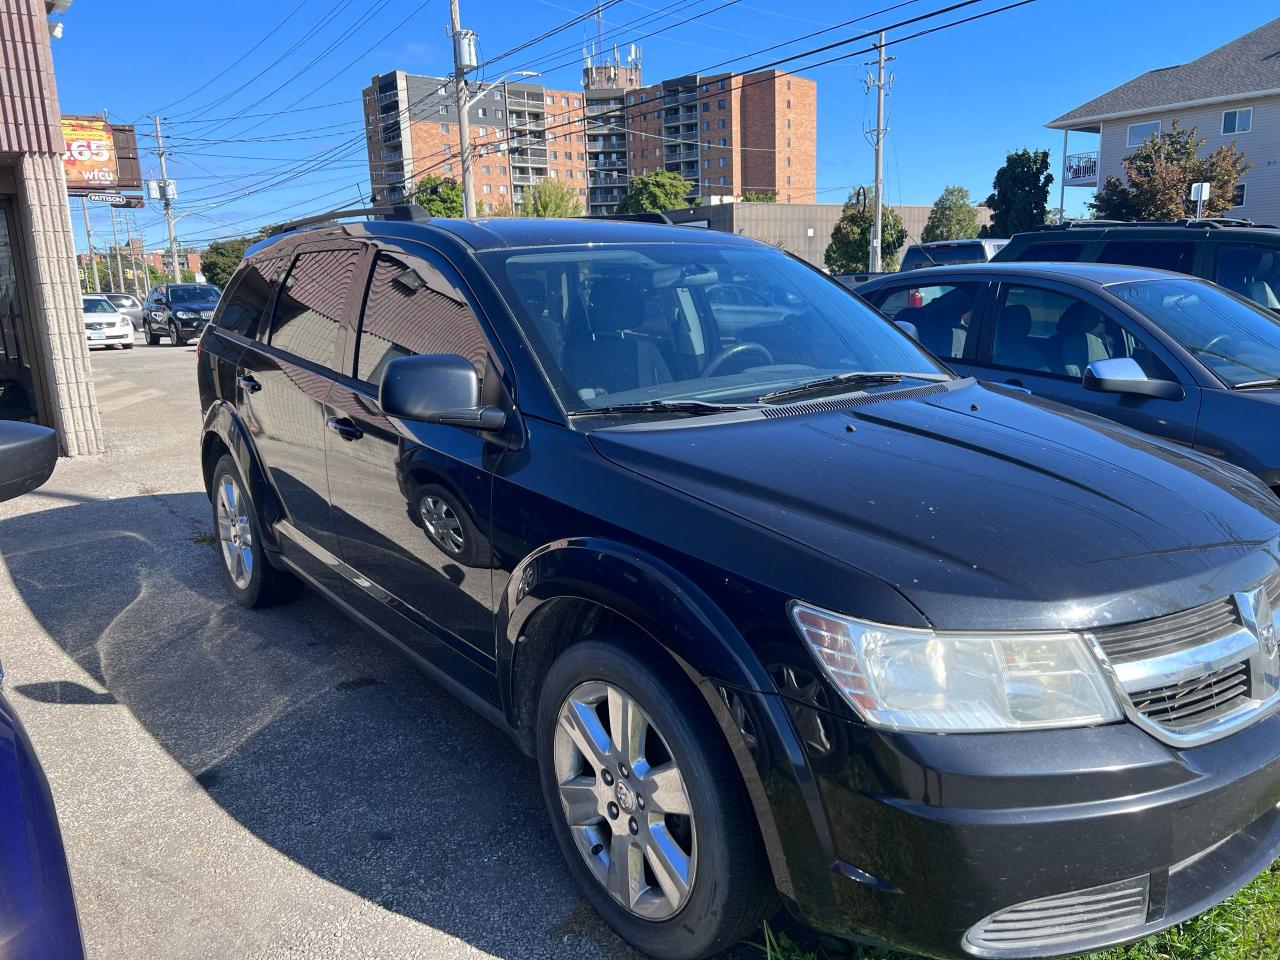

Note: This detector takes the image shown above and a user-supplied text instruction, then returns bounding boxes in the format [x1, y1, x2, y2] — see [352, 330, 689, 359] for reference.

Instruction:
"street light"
[457, 70, 539, 218]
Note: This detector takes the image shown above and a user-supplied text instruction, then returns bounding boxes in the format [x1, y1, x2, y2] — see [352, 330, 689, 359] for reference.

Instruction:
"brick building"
[0, 0, 102, 454]
[362, 63, 816, 214]
[143, 249, 202, 279]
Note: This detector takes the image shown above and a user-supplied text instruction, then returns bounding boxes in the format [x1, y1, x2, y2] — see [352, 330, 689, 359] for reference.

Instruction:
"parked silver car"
[104, 293, 145, 330]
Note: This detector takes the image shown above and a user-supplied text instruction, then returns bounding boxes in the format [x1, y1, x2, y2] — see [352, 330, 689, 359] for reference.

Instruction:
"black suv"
[143, 283, 222, 345]
[995, 218, 1280, 312]
[198, 211, 1280, 960]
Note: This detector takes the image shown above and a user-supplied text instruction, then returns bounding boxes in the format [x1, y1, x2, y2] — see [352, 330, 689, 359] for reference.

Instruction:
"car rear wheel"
[210, 454, 300, 608]
[537, 640, 775, 959]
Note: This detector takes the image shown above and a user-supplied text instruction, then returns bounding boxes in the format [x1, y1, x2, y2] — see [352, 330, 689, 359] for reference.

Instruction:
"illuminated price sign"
[61, 116, 119, 191]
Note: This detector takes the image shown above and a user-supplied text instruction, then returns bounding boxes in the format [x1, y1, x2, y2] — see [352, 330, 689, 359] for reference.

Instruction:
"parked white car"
[82, 295, 134, 350]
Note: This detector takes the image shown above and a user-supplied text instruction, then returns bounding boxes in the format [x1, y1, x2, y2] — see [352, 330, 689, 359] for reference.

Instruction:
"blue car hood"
[590, 379, 1280, 632]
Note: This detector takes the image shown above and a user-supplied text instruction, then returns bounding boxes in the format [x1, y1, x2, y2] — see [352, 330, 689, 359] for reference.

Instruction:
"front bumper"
[781, 698, 1280, 959]
[85, 326, 133, 346]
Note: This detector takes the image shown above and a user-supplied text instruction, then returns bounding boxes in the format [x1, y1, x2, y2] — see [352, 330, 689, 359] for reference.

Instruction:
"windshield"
[482, 243, 945, 414]
[168, 284, 220, 304]
[82, 298, 115, 313]
[1110, 278, 1280, 387]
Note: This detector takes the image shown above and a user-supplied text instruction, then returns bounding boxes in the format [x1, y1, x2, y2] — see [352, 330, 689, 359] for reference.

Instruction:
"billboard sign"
[62, 116, 118, 191]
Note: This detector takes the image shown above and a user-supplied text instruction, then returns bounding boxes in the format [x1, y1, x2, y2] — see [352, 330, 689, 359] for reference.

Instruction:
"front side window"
[875, 283, 983, 360]
[269, 248, 362, 367]
[215, 255, 284, 336]
[1111, 278, 1280, 387]
[993, 285, 1172, 380]
[1223, 108, 1252, 135]
[1215, 243, 1280, 309]
[1127, 120, 1160, 146]
[484, 243, 945, 413]
[355, 252, 489, 387]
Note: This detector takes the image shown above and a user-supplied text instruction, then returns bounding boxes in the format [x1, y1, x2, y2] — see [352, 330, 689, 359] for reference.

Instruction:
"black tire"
[209, 454, 301, 608]
[416, 484, 491, 567]
[122, 342, 134, 350]
[170, 321, 185, 347]
[145, 322, 160, 346]
[536, 640, 776, 960]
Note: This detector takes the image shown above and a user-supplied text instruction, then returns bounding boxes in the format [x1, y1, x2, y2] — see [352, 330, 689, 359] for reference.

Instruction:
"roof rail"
[267, 205, 429, 236]
[1028, 217, 1278, 233]
[579, 211, 675, 225]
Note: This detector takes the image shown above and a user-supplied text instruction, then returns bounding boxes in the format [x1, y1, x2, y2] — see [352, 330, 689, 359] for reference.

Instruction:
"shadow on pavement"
[0, 492, 650, 959]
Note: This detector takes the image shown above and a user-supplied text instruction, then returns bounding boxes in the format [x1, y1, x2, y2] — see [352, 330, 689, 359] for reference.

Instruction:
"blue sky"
[51, 0, 1273, 254]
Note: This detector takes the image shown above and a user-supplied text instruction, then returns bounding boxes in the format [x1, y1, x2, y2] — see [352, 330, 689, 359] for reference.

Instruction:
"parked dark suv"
[198, 211, 1280, 960]
[143, 283, 222, 345]
[995, 218, 1280, 312]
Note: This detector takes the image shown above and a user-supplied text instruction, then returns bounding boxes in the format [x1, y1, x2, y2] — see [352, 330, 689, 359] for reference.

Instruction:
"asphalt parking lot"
[0, 334, 770, 959]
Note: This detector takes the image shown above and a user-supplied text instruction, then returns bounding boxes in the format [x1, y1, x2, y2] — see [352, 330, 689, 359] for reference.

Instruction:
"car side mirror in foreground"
[1083, 357, 1184, 401]
[0, 422, 57, 504]
[379, 354, 507, 431]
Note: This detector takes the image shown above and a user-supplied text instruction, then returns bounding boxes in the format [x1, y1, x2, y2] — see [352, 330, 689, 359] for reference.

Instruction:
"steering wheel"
[702, 342, 774, 376]
[1202, 333, 1233, 354]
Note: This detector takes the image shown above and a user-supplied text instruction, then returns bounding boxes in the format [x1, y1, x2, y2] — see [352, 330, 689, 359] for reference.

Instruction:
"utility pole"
[153, 115, 182, 282]
[864, 32, 893, 274]
[109, 207, 125, 293]
[450, 0, 477, 218]
[80, 196, 100, 292]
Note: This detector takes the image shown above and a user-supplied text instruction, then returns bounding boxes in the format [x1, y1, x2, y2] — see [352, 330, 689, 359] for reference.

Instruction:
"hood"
[170, 300, 219, 312]
[590, 380, 1280, 632]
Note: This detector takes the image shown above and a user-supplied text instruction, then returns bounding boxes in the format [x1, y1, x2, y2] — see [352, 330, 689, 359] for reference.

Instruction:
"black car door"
[969, 278, 1200, 446]
[324, 241, 504, 695]
[238, 241, 367, 592]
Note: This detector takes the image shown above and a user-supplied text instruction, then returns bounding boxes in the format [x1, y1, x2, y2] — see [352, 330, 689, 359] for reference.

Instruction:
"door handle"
[326, 416, 363, 441]
[237, 374, 262, 393]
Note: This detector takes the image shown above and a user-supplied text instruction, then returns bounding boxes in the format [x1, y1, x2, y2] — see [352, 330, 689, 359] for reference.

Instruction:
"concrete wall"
[0, 0, 102, 455]
[1097, 93, 1280, 223]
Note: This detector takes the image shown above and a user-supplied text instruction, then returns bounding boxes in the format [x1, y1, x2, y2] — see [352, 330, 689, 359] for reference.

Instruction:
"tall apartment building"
[361, 66, 816, 213]
[361, 71, 589, 211]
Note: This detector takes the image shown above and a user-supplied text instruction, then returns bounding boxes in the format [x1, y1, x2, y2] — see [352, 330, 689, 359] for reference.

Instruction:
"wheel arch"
[201, 401, 285, 551]
[499, 538, 833, 903]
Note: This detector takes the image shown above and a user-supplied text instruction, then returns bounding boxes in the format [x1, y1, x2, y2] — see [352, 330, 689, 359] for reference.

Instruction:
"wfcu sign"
[61, 116, 142, 195]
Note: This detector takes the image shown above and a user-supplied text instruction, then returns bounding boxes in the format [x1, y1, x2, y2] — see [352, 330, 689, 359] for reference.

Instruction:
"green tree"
[414, 175, 464, 217]
[200, 237, 253, 288]
[921, 185, 980, 242]
[823, 190, 907, 274]
[1090, 120, 1250, 221]
[981, 148, 1054, 237]
[520, 178, 584, 218]
[616, 170, 693, 214]
[741, 191, 777, 203]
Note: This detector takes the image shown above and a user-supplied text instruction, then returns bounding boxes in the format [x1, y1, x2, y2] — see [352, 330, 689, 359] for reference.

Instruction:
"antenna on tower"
[595, 0, 605, 55]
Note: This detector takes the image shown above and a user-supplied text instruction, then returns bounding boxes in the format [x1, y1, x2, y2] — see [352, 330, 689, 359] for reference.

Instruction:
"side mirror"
[379, 354, 507, 431]
[895, 319, 919, 340]
[0, 422, 57, 504]
[1083, 357, 1184, 401]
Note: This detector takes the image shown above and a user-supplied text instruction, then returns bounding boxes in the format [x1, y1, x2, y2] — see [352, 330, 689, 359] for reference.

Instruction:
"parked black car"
[198, 212, 1280, 960]
[0, 421, 85, 958]
[994, 218, 1280, 312]
[143, 283, 222, 346]
[857, 261, 1280, 493]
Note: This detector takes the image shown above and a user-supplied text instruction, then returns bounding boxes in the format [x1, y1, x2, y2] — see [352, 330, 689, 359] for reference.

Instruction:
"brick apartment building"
[362, 60, 816, 215]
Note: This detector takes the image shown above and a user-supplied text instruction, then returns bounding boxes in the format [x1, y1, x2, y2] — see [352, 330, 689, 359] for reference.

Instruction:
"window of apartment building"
[578, 152, 585, 161]
[477, 107, 487, 118]
[719, 138, 726, 147]
[786, 79, 791, 90]
[493, 89, 501, 99]
[1127, 121, 1160, 146]
[786, 138, 791, 149]
[717, 119, 726, 129]
[1234, 183, 1247, 207]
[786, 99, 791, 109]
[483, 184, 492, 194]
[786, 119, 791, 130]
[787, 175, 791, 186]
[549, 131, 557, 141]
[717, 80, 725, 91]
[718, 176, 725, 185]
[573, 98, 580, 107]
[718, 100, 725, 109]
[786, 156, 791, 167]
[545, 95, 553, 104]
[701, 84, 709, 93]
[441, 122, 450, 133]
[640, 93, 647, 102]
[500, 184, 508, 194]
[550, 150, 558, 159]
[441, 145, 451, 155]
[1223, 108, 1253, 135]
[579, 188, 587, 196]
[444, 163, 453, 172]
[550, 169, 558, 177]
[703, 159, 709, 169]
[702, 102, 710, 112]
[478, 126, 488, 135]
[628, 95, 635, 105]
[496, 109, 504, 118]
[703, 121, 710, 131]
[561, 96, 569, 105]
[719, 157, 726, 167]
[501, 165, 508, 174]
[482, 164, 491, 174]
[704, 178, 711, 188]
[438, 104, 447, 115]
[641, 148, 647, 157]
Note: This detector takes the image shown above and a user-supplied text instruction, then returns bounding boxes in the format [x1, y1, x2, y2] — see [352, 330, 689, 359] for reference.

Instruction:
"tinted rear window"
[900, 243, 987, 270]
[1096, 240, 1196, 275]
[1009, 241, 1086, 263]
[268, 248, 362, 367]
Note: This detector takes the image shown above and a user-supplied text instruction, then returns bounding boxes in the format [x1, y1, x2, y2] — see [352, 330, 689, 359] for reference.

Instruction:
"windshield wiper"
[1233, 377, 1280, 389]
[567, 399, 758, 418]
[758, 371, 943, 404]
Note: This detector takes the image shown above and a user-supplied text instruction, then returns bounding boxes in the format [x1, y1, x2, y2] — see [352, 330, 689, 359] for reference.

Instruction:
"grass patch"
[754, 862, 1280, 960]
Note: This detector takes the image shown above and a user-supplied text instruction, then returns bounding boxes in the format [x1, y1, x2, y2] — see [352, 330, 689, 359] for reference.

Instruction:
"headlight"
[175, 310, 197, 319]
[789, 602, 1122, 733]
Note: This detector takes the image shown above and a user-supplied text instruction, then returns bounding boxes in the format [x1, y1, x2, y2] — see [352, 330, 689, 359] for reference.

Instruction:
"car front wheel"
[537, 640, 775, 959]
[145, 322, 160, 346]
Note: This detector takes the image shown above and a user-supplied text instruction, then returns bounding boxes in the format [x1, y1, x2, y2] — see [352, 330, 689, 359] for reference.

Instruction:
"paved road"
[0, 336, 775, 958]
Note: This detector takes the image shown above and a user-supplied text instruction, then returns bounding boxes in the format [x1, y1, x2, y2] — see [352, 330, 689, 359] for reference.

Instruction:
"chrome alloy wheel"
[553, 680, 696, 920]
[215, 474, 254, 589]
[420, 495, 465, 555]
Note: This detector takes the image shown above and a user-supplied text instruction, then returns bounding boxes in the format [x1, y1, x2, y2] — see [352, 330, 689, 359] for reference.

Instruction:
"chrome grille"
[964, 876, 1149, 957]
[1094, 598, 1240, 664]
[85, 321, 108, 331]
[1130, 660, 1252, 730]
